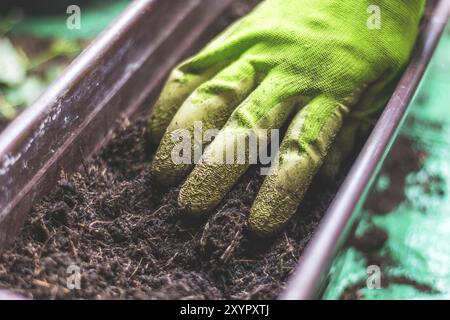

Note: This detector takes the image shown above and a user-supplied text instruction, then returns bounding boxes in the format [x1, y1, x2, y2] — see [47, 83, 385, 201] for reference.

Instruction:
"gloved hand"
[148, 0, 425, 236]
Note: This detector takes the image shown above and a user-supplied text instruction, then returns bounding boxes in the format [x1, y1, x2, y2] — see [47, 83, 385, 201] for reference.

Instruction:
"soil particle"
[340, 276, 438, 300]
[349, 228, 388, 253]
[347, 227, 392, 268]
[364, 136, 425, 215]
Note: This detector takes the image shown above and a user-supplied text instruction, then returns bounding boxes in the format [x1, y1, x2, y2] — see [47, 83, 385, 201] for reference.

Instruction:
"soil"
[340, 276, 438, 300]
[0, 115, 348, 300]
[363, 136, 425, 216]
[0, 0, 353, 300]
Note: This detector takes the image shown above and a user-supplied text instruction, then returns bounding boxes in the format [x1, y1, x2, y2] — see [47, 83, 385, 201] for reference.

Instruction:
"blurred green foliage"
[0, 0, 130, 124]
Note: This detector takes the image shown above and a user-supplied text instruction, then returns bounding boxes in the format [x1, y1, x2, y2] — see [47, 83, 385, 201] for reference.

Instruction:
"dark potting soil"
[0, 115, 347, 299]
[0, 0, 352, 299]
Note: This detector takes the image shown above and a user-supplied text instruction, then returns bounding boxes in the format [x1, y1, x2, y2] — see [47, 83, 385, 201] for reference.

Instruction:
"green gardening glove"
[148, 0, 425, 236]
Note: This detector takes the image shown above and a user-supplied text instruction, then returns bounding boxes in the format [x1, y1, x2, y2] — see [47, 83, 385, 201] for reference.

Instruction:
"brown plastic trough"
[0, 0, 448, 300]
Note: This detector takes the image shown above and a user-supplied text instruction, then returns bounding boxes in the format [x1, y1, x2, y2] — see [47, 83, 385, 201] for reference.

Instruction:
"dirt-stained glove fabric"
[149, 0, 425, 235]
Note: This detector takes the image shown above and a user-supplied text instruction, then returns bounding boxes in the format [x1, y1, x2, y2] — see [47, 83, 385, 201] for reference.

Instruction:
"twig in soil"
[88, 220, 113, 228]
[245, 181, 253, 193]
[220, 230, 242, 264]
[32, 279, 51, 288]
[199, 222, 211, 255]
[78, 146, 90, 177]
[164, 253, 179, 268]
[69, 239, 78, 258]
[181, 295, 205, 300]
[128, 258, 143, 280]
[284, 233, 296, 259]
[152, 204, 170, 217]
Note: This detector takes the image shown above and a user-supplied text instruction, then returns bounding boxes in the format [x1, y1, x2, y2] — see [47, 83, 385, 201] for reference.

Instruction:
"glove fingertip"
[249, 178, 300, 237]
[177, 185, 212, 217]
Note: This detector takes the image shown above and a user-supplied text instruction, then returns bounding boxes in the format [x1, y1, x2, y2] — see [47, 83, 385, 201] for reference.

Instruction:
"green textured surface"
[324, 19, 450, 300]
